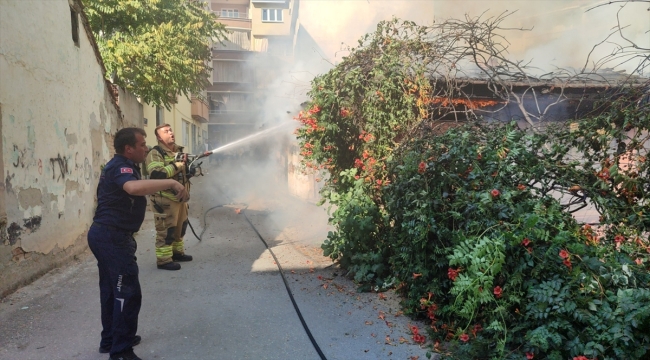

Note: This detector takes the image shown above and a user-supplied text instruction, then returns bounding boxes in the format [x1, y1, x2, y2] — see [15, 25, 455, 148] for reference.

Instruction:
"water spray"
[184, 120, 297, 241]
[207, 121, 296, 154]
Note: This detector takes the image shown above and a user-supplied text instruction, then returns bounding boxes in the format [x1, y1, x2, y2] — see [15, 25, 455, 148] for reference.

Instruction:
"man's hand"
[171, 181, 190, 202]
[174, 161, 186, 172]
[175, 152, 188, 163]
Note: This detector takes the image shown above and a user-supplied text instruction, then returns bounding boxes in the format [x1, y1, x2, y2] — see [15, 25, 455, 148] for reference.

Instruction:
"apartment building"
[208, 0, 300, 149]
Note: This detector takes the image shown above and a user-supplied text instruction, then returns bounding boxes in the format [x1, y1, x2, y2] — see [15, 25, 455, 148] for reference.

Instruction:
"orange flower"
[517, 184, 527, 191]
[521, 238, 531, 247]
[471, 324, 482, 337]
[635, 258, 643, 265]
[526, 352, 534, 359]
[418, 161, 426, 174]
[614, 234, 625, 243]
[559, 249, 569, 259]
[493, 286, 503, 299]
[491, 189, 500, 198]
[459, 333, 469, 342]
[413, 273, 422, 279]
[308, 105, 321, 114]
[447, 268, 460, 281]
[413, 334, 426, 344]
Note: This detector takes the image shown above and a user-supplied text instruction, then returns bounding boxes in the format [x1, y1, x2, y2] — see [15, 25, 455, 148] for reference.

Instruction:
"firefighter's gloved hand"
[174, 161, 186, 172]
[174, 152, 189, 163]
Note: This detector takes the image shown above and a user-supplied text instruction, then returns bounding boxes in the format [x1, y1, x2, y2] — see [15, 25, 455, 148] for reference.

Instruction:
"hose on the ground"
[197, 197, 327, 360]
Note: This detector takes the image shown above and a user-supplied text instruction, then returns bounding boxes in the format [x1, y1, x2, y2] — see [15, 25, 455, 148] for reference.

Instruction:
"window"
[70, 7, 79, 47]
[212, 61, 252, 83]
[221, 9, 239, 18]
[262, 8, 283, 22]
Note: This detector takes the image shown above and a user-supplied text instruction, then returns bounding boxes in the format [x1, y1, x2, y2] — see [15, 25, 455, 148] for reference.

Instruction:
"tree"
[82, 0, 227, 108]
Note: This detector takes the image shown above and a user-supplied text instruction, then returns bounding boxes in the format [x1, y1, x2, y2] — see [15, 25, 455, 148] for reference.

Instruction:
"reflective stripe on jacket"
[145, 142, 191, 201]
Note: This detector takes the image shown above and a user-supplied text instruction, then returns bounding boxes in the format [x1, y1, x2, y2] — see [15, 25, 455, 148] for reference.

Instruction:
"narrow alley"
[0, 162, 432, 360]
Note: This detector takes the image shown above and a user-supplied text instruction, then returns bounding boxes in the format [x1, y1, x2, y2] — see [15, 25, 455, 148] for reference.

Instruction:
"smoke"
[300, 0, 434, 64]
[205, 0, 649, 237]
[299, 0, 649, 74]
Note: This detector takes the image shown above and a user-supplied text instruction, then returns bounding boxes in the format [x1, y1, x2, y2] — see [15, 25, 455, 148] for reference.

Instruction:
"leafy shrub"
[295, 15, 650, 360]
[384, 119, 650, 359]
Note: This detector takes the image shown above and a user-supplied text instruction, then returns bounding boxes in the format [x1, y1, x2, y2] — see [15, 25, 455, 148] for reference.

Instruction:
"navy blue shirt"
[93, 154, 147, 232]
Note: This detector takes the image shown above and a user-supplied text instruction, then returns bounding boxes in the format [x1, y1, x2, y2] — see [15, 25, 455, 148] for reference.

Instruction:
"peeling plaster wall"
[0, 0, 142, 298]
[118, 87, 144, 129]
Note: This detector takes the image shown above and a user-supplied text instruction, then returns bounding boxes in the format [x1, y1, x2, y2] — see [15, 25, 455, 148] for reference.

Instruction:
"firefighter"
[145, 124, 195, 270]
[88, 127, 188, 360]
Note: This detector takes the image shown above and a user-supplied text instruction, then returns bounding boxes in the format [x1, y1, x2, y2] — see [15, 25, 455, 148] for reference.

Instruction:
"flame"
[425, 97, 502, 110]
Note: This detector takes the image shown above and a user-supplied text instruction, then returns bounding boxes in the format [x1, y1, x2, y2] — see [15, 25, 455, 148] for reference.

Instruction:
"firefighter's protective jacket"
[145, 142, 191, 201]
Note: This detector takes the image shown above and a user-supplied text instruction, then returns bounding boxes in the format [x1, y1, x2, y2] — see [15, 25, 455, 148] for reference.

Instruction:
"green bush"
[384, 120, 650, 359]
[294, 16, 650, 360]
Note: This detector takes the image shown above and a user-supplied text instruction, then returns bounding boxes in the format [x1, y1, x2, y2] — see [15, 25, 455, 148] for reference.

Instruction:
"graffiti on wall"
[73, 152, 93, 185]
[12, 144, 27, 168]
[50, 154, 68, 181]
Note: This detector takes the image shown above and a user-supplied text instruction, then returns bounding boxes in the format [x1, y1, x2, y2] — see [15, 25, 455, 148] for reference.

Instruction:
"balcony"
[209, 109, 258, 115]
[214, 11, 252, 30]
[191, 97, 209, 123]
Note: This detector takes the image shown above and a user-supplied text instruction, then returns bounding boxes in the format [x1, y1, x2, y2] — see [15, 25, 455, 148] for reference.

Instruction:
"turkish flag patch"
[120, 167, 133, 174]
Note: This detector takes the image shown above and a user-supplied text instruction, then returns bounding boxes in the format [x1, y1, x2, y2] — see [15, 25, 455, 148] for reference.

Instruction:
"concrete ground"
[0, 160, 433, 360]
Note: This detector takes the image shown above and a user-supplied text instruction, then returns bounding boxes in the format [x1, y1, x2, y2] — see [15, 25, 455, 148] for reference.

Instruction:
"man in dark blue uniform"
[88, 128, 189, 360]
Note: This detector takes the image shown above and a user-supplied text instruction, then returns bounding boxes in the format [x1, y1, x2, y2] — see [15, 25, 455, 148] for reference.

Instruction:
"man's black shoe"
[99, 335, 141, 353]
[172, 253, 193, 262]
[157, 262, 181, 270]
[109, 349, 142, 360]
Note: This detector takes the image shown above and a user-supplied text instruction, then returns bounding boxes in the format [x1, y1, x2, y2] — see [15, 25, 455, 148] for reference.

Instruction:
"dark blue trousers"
[88, 224, 142, 356]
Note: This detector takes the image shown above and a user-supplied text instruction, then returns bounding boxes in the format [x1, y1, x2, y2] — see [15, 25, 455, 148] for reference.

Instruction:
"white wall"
[0, 0, 142, 297]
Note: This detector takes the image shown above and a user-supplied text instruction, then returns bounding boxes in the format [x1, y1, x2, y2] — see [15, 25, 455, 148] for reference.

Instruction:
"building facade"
[208, 0, 300, 149]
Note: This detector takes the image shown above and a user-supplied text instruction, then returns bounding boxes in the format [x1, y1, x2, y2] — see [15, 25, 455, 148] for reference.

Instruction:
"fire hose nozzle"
[174, 152, 191, 162]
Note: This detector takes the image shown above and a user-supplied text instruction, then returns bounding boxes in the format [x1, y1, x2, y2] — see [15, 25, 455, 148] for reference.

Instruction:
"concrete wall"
[118, 87, 144, 129]
[287, 145, 320, 203]
[0, 0, 142, 298]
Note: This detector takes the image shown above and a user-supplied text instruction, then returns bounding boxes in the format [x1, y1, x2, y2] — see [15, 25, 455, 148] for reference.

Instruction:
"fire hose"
[194, 188, 328, 360]
[178, 150, 213, 242]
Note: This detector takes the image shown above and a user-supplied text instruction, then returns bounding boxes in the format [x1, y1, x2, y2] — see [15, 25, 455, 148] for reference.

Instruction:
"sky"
[298, 0, 650, 75]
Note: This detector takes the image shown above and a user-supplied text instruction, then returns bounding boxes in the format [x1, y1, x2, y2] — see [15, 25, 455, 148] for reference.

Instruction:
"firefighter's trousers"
[150, 195, 188, 265]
